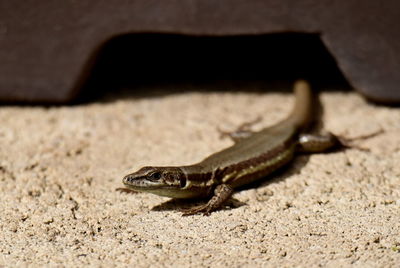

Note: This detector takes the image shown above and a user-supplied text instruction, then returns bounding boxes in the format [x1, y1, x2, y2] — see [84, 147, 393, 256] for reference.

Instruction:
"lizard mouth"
[123, 174, 176, 190]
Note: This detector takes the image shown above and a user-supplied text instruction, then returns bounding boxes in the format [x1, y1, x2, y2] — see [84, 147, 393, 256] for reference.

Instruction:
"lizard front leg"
[181, 184, 234, 216]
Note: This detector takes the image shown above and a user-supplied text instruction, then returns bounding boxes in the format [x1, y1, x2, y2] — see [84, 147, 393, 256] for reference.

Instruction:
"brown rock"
[0, 0, 399, 103]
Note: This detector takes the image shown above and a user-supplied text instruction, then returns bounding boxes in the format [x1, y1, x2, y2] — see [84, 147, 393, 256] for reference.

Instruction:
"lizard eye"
[150, 172, 162, 180]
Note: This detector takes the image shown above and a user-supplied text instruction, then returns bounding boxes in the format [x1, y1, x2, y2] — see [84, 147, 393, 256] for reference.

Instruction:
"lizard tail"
[287, 80, 313, 130]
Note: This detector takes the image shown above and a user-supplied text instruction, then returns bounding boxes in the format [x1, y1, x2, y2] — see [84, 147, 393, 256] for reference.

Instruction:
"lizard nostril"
[123, 175, 132, 184]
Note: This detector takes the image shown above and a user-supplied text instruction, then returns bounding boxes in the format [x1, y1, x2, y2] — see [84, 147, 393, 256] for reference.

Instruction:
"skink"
[122, 80, 343, 215]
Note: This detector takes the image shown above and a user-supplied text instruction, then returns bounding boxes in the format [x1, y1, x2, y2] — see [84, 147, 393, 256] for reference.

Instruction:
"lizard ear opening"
[179, 177, 187, 188]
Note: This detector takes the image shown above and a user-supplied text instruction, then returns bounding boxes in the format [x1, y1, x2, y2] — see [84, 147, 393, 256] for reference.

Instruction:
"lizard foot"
[338, 128, 384, 152]
[116, 187, 138, 194]
[218, 116, 262, 143]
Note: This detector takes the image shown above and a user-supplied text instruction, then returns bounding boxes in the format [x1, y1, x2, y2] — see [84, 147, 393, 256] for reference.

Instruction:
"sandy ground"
[0, 86, 399, 267]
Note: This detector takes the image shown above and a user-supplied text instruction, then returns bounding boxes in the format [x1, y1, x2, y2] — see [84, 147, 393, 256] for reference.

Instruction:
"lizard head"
[122, 166, 193, 198]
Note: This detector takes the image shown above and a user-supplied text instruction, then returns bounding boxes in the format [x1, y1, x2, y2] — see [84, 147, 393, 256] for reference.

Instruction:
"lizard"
[121, 80, 373, 215]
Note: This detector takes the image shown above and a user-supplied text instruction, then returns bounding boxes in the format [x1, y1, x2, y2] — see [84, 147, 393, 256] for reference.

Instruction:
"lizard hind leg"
[298, 129, 384, 153]
[181, 184, 234, 216]
[297, 132, 341, 153]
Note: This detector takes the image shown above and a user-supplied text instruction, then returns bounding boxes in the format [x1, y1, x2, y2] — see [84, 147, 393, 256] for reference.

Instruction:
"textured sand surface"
[1, 88, 399, 267]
